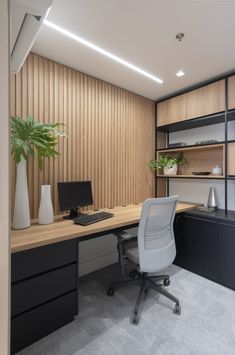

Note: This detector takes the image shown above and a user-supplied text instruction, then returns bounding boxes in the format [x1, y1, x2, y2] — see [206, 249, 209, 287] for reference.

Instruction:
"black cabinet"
[218, 221, 235, 290]
[174, 214, 218, 281]
[174, 209, 235, 291]
[11, 239, 79, 354]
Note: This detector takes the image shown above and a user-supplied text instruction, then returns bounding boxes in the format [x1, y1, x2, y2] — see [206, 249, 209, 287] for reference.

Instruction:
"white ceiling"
[32, 0, 235, 100]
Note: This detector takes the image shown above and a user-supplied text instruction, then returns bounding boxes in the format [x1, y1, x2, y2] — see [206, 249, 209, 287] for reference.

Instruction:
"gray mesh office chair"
[107, 196, 180, 324]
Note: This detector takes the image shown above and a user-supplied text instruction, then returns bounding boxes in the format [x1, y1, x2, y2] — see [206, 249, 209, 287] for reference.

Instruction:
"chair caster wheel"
[129, 269, 137, 278]
[131, 312, 140, 325]
[163, 278, 170, 287]
[173, 303, 181, 315]
[107, 287, 115, 296]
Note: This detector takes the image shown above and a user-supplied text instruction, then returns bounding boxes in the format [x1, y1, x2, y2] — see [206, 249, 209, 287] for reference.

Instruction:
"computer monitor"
[57, 181, 93, 219]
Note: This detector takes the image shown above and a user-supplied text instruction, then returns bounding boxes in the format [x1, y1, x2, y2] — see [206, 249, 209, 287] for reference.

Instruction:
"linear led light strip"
[44, 20, 163, 84]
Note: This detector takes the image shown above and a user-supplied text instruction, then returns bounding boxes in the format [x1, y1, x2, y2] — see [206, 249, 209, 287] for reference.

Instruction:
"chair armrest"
[113, 230, 136, 241]
[114, 230, 137, 274]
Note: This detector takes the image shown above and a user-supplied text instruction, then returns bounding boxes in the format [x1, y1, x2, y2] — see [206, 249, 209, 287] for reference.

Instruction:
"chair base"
[107, 269, 181, 324]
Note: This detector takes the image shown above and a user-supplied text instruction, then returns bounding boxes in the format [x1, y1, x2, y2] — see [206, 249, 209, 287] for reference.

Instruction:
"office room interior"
[1, 0, 235, 354]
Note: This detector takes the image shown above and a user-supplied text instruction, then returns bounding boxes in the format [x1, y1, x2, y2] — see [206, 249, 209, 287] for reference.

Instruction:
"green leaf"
[148, 153, 187, 170]
[11, 116, 66, 170]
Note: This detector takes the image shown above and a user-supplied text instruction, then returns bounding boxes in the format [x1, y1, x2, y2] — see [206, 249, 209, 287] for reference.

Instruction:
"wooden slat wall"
[11, 53, 155, 218]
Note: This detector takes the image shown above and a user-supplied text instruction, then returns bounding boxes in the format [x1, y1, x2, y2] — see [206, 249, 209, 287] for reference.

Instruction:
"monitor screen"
[57, 181, 93, 211]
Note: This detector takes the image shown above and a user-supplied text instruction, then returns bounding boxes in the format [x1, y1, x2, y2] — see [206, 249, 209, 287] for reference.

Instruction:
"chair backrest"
[138, 196, 178, 273]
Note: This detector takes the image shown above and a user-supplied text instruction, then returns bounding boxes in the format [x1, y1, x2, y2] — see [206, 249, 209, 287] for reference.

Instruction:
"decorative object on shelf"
[148, 153, 187, 175]
[164, 164, 177, 176]
[168, 142, 187, 148]
[207, 187, 217, 209]
[192, 171, 211, 176]
[195, 139, 219, 145]
[11, 116, 66, 229]
[211, 165, 223, 175]
[38, 185, 54, 225]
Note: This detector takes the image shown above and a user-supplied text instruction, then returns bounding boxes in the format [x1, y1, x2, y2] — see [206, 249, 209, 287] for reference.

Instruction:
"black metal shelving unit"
[155, 76, 235, 214]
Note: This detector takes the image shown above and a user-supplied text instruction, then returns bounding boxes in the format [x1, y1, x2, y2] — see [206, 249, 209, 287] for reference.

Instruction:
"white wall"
[169, 122, 235, 210]
[0, 1, 10, 354]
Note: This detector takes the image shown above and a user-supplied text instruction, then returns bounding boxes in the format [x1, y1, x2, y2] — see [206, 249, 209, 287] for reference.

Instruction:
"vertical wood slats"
[11, 53, 155, 218]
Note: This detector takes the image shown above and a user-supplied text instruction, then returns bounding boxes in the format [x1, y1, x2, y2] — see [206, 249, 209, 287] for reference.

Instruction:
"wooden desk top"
[11, 201, 199, 253]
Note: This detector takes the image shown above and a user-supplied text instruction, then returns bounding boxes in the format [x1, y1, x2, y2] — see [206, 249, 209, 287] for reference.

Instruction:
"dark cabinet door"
[218, 222, 235, 290]
[174, 215, 186, 267]
[174, 214, 218, 281]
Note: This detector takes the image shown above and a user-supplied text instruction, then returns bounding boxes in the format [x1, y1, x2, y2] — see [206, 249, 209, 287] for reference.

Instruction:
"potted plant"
[148, 153, 187, 175]
[11, 116, 66, 229]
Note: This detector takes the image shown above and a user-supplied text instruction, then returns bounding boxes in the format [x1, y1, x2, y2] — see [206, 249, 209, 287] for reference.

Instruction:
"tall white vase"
[13, 158, 31, 229]
[38, 185, 54, 225]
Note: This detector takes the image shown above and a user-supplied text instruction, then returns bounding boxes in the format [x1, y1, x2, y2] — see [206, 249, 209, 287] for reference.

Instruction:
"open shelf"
[157, 109, 235, 133]
[156, 174, 225, 180]
[157, 142, 225, 152]
[156, 144, 225, 178]
[155, 77, 235, 212]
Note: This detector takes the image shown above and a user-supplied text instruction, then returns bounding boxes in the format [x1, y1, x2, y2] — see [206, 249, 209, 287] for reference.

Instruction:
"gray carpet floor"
[17, 263, 235, 355]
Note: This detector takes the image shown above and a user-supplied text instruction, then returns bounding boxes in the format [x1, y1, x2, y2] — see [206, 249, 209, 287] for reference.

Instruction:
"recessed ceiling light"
[176, 70, 185, 77]
[44, 20, 163, 84]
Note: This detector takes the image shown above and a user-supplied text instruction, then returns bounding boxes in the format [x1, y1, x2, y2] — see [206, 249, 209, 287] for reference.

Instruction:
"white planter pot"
[13, 158, 31, 229]
[38, 185, 54, 225]
[163, 164, 178, 175]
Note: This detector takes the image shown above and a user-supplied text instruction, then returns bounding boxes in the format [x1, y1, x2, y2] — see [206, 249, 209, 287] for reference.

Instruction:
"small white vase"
[13, 158, 31, 230]
[38, 185, 54, 225]
[164, 164, 178, 175]
[211, 165, 223, 175]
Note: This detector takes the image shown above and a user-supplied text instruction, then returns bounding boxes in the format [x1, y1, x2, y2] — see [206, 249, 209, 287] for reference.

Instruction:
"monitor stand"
[63, 207, 85, 220]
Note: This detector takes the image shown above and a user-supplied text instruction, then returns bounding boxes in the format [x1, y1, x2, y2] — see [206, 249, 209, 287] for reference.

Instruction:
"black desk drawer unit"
[12, 239, 77, 282]
[11, 239, 78, 354]
[11, 291, 77, 354]
[174, 209, 235, 290]
[12, 263, 77, 317]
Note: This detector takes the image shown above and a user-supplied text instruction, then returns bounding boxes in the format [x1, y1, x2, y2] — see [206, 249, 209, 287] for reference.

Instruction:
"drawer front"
[11, 291, 77, 354]
[12, 239, 77, 282]
[12, 263, 77, 317]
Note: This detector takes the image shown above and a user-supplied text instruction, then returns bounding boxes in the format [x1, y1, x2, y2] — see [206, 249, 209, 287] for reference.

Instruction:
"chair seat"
[124, 240, 139, 264]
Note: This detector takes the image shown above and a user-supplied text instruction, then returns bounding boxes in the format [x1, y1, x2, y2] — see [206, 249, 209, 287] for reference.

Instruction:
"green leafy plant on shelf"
[11, 116, 66, 169]
[148, 153, 187, 170]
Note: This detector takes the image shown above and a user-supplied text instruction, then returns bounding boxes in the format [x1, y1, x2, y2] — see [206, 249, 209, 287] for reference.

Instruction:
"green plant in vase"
[148, 153, 187, 175]
[11, 116, 66, 229]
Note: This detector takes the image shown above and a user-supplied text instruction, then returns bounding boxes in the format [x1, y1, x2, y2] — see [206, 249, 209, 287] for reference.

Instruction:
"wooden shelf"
[157, 141, 225, 152]
[157, 143, 224, 154]
[156, 174, 225, 180]
[156, 144, 225, 177]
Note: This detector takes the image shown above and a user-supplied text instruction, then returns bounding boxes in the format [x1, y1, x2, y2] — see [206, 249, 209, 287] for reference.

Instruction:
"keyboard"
[73, 211, 114, 226]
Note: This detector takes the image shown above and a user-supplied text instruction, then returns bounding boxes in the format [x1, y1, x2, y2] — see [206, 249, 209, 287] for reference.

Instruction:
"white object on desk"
[13, 158, 31, 230]
[38, 185, 54, 224]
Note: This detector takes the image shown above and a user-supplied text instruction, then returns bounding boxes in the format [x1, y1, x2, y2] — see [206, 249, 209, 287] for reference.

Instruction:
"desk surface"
[11, 201, 199, 253]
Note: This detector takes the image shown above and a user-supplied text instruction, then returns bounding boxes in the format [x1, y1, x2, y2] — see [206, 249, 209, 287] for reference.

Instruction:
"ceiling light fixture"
[44, 20, 163, 84]
[176, 70, 185, 77]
